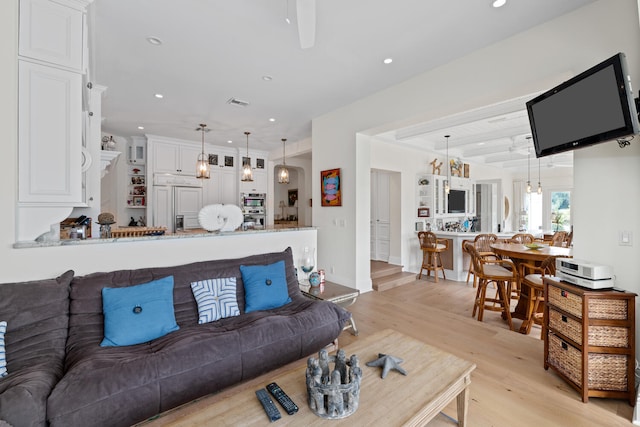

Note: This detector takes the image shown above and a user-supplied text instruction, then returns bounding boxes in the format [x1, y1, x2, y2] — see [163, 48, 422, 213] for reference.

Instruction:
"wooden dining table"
[490, 242, 573, 333]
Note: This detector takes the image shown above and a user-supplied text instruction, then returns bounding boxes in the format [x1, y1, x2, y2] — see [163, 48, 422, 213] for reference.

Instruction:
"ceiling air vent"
[226, 97, 250, 107]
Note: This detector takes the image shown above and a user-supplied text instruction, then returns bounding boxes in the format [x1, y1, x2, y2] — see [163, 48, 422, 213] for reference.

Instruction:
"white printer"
[555, 258, 615, 289]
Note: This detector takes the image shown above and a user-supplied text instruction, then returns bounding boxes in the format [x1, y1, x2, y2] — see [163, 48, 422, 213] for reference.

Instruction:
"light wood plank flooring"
[336, 274, 634, 426]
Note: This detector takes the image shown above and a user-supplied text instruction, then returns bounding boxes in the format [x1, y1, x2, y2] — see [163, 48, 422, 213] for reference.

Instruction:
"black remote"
[255, 388, 281, 422]
[266, 382, 299, 415]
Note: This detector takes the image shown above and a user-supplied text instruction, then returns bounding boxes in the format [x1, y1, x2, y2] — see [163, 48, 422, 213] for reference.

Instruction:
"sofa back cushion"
[0, 270, 73, 426]
[66, 247, 302, 370]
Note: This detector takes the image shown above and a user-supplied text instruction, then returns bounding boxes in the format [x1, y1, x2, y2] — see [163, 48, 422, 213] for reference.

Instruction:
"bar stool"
[417, 231, 449, 282]
[466, 234, 498, 288]
[465, 242, 516, 330]
[518, 256, 556, 337]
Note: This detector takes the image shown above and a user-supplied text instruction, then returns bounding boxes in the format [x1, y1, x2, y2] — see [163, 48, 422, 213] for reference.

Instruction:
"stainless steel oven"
[240, 192, 266, 229]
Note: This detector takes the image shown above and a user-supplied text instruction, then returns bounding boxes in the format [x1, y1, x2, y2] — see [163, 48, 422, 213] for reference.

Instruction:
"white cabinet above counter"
[416, 174, 475, 220]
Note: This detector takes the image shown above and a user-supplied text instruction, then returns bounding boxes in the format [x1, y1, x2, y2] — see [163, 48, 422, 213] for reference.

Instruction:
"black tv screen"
[526, 52, 639, 158]
[448, 190, 465, 214]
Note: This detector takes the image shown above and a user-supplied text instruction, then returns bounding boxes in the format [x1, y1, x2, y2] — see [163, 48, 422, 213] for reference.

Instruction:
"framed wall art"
[321, 168, 341, 207]
[417, 207, 430, 217]
[208, 154, 218, 166]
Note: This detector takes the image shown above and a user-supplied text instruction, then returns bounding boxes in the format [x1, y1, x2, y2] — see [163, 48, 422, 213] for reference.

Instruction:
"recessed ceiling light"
[262, 75, 273, 81]
[383, 58, 393, 64]
[492, 0, 506, 8]
[227, 140, 233, 144]
[154, 93, 163, 99]
[269, 118, 276, 122]
[138, 126, 144, 130]
[146, 36, 163, 45]
[477, 142, 485, 146]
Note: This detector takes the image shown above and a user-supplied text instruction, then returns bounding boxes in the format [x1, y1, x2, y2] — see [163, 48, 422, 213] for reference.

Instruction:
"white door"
[371, 171, 390, 262]
[175, 186, 203, 229]
[153, 186, 172, 231]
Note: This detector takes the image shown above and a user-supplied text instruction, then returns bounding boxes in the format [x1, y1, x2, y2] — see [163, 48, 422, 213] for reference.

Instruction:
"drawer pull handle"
[561, 342, 568, 350]
[562, 315, 568, 323]
[561, 290, 568, 298]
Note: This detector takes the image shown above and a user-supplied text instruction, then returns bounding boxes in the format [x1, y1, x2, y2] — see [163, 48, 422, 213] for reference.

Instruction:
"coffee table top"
[300, 280, 359, 305]
[139, 329, 476, 426]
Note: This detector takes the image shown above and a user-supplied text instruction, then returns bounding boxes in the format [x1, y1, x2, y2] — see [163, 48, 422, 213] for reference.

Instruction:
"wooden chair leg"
[498, 282, 513, 330]
[432, 252, 439, 283]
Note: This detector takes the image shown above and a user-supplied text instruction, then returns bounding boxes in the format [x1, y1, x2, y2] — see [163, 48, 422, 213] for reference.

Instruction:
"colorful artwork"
[321, 168, 341, 206]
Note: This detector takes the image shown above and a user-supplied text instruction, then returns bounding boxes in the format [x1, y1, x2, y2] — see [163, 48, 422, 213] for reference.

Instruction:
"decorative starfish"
[366, 353, 407, 379]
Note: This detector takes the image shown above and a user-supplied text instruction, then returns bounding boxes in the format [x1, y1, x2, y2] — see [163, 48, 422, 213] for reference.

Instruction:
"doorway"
[371, 169, 401, 264]
[476, 180, 502, 233]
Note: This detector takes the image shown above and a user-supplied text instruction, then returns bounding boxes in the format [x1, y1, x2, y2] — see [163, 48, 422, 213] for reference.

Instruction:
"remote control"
[266, 382, 299, 415]
[255, 388, 281, 422]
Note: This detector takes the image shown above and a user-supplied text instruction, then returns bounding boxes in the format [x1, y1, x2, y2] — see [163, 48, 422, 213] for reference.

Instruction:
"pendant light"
[444, 135, 450, 194]
[537, 157, 542, 194]
[241, 131, 254, 182]
[195, 124, 210, 179]
[526, 137, 532, 194]
[278, 138, 290, 184]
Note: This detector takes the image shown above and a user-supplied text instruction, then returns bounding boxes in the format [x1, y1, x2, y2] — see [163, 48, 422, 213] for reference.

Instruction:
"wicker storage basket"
[588, 299, 628, 320]
[549, 334, 628, 391]
[588, 326, 630, 348]
[548, 285, 582, 318]
[549, 309, 582, 345]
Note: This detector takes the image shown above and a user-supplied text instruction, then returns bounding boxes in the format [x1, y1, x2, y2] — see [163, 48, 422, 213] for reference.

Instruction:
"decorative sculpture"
[366, 353, 407, 379]
[306, 349, 361, 419]
[429, 158, 443, 175]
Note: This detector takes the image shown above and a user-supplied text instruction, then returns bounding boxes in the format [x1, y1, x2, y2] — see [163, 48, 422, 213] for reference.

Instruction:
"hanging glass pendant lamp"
[444, 135, 450, 194]
[195, 124, 210, 179]
[241, 131, 254, 182]
[526, 137, 532, 194]
[537, 157, 542, 194]
[278, 138, 290, 184]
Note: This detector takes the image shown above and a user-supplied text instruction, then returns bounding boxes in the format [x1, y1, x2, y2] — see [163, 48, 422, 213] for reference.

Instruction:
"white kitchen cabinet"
[239, 169, 267, 194]
[153, 186, 172, 230]
[152, 141, 201, 175]
[204, 167, 237, 206]
[175, 186, 202, 229]
[128, 137, 146, 164]
[19, 0, 87, 71]
[416, 174, 475, 219]
[18, 59, 82, 205]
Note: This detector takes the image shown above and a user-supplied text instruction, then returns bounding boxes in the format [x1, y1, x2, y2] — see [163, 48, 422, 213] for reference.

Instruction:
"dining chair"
[465, 242, 516, 330]
[518, 256, 556, 337]
[417, 231, 449, 282]
[564, 230, 573, 248]
[509, 233, 535, 244]
[550, 231, 568, 247]
[466, 234, 498, 288]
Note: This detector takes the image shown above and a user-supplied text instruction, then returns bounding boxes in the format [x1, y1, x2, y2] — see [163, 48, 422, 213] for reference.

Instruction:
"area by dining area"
[417, 231, 573, 336]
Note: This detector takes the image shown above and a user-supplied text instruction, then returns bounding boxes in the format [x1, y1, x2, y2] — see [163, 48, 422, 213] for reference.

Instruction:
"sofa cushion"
[0, 270, 73, 427]
[0, 321, 6, 378]
[101, 276, 179, 347]
[190, 277, 240, 324]
[240, 260, 291, 313]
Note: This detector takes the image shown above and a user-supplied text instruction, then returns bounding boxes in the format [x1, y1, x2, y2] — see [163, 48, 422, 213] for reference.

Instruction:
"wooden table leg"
[456, 374, 472, 427]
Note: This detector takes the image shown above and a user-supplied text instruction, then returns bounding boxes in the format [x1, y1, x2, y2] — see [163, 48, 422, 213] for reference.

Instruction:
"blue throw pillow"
[190, 277, 240, 324]
[240, 260, 291, 313]
[101, 276, 179, 347]
[0, 320, 6, 377]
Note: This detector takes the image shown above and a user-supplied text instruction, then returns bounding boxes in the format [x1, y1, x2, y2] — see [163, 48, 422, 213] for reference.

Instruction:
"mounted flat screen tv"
[526, 52, 639, 158]
[448, 189, 465, 214]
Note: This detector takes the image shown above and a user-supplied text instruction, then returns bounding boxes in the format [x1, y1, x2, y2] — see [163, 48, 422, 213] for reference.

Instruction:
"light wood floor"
[336, 274, 635, 426]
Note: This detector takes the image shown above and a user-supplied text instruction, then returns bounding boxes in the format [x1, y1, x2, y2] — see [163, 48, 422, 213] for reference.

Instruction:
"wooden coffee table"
[138, 329, 476, 426]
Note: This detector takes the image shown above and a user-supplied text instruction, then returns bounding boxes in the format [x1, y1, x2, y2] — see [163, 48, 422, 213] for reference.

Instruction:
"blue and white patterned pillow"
[0, 321, 7, 377]
[190, 278, 240, 324]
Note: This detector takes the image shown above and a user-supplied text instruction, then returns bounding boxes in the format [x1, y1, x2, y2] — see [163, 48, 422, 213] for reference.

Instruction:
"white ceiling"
[90, 0, 596, 162]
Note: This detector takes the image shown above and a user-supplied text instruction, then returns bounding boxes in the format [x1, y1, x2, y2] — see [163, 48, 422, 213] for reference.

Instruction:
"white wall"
[312, 0, 640, 295]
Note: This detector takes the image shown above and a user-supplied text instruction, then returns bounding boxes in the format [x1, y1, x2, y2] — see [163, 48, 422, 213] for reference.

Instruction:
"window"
[551, 191, 571, 231]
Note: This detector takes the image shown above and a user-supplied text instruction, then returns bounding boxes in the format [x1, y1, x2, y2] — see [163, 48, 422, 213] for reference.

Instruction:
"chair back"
[465, 241, 484, 276]
[550, 231, 568, 247]
[473, 233, 497, 252]
[510, 233, 535, 244]
[418, 231, 438, 249]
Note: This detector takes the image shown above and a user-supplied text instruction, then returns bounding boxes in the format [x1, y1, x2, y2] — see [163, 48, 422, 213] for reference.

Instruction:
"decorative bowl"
[524, 243, 544, 250]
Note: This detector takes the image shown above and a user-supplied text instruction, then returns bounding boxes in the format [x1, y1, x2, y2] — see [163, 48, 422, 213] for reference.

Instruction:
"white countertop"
[430, 231, 516, 238]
